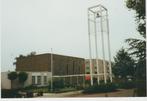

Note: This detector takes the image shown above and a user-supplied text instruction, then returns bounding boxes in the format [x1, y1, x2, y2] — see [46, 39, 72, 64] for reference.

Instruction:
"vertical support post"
[50, 48, 53, 92]
[94, 14, 100, 85]
[83, 75, 85, 87]
[63, 77, 65, 85]
[88, 10, 93, 86]
[106, 11, 113, 82]
[100, 7, 107, 84]
[70, 76, 72, 85]
[77, 76, 79, 86]
[35, 76, 37, 85]
[41, 75, 43, 86]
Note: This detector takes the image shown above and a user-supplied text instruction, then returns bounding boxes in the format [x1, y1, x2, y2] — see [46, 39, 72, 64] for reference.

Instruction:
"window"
[66, 64, 68, 75]
[73, 61, 74, 74]
[44, 76, 47, 85]
[37, 76, 41, 85]
[32, 76, 35, 85]
[86, 67, 89, 69]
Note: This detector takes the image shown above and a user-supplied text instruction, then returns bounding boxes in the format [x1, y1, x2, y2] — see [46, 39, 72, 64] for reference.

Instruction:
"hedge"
[83, 83, 117, 94]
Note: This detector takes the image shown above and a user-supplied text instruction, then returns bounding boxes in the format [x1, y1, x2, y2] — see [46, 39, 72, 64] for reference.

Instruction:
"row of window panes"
[86, 67, 109, 69]
[32, 76, 47, 85]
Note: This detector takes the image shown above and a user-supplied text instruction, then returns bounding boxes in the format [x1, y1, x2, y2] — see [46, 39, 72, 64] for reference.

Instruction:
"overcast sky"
[1, 0, 140, 72]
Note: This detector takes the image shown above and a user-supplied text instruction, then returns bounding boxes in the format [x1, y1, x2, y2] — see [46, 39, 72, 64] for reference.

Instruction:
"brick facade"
[16, 53, 85, 76]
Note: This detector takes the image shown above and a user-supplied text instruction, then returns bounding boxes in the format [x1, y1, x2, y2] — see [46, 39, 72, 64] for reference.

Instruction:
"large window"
[32, 76, 35, 85]
[66, 64, 68, 75]
[37, 76, 41, 85]
[44, 76, 47, 85]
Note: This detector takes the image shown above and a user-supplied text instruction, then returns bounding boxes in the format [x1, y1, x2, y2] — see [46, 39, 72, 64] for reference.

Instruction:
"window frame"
[37, 76, 41, 85]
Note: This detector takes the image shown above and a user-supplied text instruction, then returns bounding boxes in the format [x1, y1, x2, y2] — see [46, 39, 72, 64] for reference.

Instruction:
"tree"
[8, 72, 18, 89]
[112, 48, 135, 80]
[125, 0, 146, 59]
[18, 72, 28, 88]
[27, 51, 36, 56]
[125, 0, 146, 63]
[125, 0, 146, 96]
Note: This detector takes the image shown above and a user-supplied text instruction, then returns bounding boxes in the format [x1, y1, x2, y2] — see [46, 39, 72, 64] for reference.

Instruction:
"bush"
[26, 91, 33, 98]
[22, 85, 49, 93]
[135, 79, 146, 96]
[23, 85, 36, 90]
[76, 85, 84, 90]
[83, 83, 117, 94]
[18, 72, 28, 84]
[1, 89, 20, 98]
[117, 81, 135, 89]
[48, 78, 65, 90]
[52, 87, 77, 93]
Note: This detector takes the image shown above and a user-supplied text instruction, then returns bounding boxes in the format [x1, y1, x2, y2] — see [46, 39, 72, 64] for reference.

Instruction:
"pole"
[106, 11, 112, 82]
[70, 76, 72, 85]
[77, 76, 79, 86]
[94, 13, 100, 85]
[100, 7, 107, 84]
[83, 75, 85, 87]
[50, 48, 53, 92]
[88, 10, 93, 86]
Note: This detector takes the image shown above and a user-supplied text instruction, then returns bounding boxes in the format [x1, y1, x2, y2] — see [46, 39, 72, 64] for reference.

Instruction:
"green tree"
[18, 72, 28, 88]
[125, 0, 146, 96]
[8, 72, 18, 89]
[112, 48, 135, 80]
[125, 0, 146, 62]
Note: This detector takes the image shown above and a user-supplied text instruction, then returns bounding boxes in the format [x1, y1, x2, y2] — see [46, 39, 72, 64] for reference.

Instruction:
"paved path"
[35, 89, 134, 98]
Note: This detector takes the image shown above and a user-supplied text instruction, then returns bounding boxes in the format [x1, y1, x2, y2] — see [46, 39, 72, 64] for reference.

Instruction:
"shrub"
[117, 81, 135, 89]
[23, 85, 36, 90]
[18, 72, 28, 84]
[52, 87, 77, 93]
[22, 85, 48, 93]
[8, 72, 17, 81]
[135, 80, 146, 96]
[83, 83, 117, 94]
[48, 78, 65, 90]
[26, 91, 33, 98]
[76, 85, 84, 90]
[7, 72, 18, 89]
[1, 89, 20, 98]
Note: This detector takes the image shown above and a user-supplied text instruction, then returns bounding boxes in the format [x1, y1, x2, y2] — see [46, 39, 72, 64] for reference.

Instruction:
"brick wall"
[16, 53, 85, 76]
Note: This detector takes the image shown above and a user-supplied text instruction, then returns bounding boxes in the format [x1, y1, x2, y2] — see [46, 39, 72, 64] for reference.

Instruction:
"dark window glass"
[37, 76, 41, 85]
[66, 64, 68, 75]
[32, 76, 35, 85]
[44, 76, 47, 85]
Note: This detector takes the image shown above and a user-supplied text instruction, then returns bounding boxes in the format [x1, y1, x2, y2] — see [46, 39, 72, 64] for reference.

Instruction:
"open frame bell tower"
[88, 5, 112, 85]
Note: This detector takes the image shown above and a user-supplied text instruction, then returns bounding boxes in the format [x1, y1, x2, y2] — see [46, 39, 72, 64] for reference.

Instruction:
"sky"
[1, 0, 140, 72]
